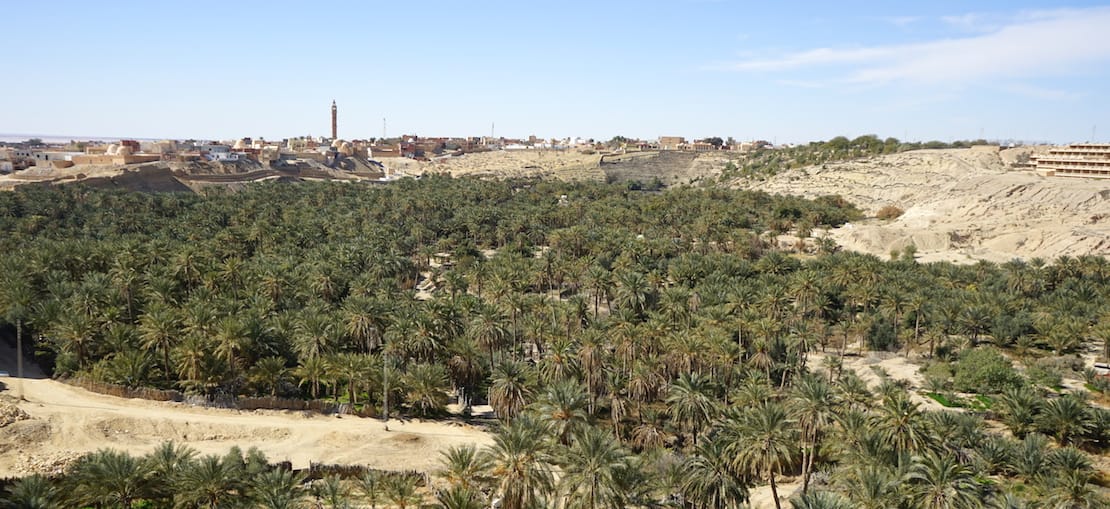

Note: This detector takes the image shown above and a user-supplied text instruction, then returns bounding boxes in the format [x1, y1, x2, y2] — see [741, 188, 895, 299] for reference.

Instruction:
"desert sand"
[732, 147, 1110, 263]
[395, 149, 605, 181]
[0, 342, 491, 477]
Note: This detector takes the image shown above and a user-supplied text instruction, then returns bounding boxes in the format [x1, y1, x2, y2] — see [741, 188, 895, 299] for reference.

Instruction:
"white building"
[200, 144, 238, 161]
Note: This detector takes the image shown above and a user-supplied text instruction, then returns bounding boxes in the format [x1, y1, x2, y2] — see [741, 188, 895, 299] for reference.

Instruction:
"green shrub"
[922, 362, 954, 392]
[925, 392, 961, 407]
[1024, 360, 1063, 389]
[953, 347, 1025, 394]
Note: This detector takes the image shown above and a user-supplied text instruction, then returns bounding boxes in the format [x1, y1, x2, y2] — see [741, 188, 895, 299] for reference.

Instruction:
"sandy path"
[808, 350, 943, 410]
[747, 480, 800, 509]
[0, 344, 490, 477]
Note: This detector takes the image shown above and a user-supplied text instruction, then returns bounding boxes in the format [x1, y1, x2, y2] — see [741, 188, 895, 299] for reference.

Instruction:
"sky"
[3, 1, 1110, 144]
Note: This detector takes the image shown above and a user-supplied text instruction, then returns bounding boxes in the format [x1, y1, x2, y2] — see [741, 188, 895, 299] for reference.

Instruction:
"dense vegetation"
[719, 135, 998, 180]
[1, 178, 1108, 508]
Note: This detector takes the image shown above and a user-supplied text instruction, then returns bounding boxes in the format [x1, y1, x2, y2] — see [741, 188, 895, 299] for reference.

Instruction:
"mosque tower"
[331, 100, 338, 140]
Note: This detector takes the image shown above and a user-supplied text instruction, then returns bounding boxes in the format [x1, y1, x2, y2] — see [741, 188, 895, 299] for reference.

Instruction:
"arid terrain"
[6, 147, 1109, 265]
[729, 146, 1110, 263]
[415, 145, 1110, 263]
[2, 148, 1109, 505]
[0, 342, 491, 478]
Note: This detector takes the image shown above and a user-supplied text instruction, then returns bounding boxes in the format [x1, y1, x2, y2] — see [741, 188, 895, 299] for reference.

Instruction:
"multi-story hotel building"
[1033, 144, 1110, 178]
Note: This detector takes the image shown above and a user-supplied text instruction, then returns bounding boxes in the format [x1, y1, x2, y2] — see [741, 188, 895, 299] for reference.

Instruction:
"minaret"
[331, 100, 338, 140]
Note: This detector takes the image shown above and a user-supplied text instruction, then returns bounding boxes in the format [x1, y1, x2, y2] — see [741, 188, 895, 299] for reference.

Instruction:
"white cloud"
[940, 13, 997, 32]
[775, 79, 826, 89]
[719, 7, 1110, 86]
[885, 16, 921, 28]
[995, 83, 1081, 101]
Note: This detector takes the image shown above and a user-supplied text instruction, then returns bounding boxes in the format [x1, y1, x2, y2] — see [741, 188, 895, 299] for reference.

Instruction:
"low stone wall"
[67, 378, 183, 402]
[63, 378, 371, 416]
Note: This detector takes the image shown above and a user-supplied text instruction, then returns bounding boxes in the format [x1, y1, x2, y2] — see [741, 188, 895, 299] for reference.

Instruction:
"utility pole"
[383, 118, 387, 140]
[16, 318, 23, 400]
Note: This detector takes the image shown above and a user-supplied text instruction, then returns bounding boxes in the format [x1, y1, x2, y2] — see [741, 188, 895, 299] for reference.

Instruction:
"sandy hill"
[0, 159, 382, 193]
[730, 147, 1110, 263]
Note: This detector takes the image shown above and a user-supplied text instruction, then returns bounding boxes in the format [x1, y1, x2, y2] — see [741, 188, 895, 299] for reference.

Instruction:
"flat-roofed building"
[1033, 144, 1110, 178]
[658, 136, 685, 151]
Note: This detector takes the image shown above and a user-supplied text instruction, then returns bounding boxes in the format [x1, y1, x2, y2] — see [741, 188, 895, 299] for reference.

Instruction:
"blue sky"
[3, 1, 1109, 143]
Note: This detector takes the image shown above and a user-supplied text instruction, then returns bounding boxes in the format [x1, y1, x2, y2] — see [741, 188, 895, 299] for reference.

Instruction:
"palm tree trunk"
[803, 425, 812, 494]
[162, 343, 172, 383]
[769, 470, 781, 509]
[15, 319, 23, 379]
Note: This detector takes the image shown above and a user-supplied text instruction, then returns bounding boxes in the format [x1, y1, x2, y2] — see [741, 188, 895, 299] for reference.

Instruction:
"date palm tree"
[873, 393, 932, 456]
[295, 311, 338, 361]
[721, 401, 796, 509]
[489, 360, 534, 421]
[4, 474, 60, 509]
[0, 268, 34, 383]
[403, 362, 450, 416]
[174, 454, 243, 508]
[434, 485, 487, 509]
[250, 468, 307, 509]
[834, 465, 902, 509]
[65, 449, 149, 509]
[250, 356, 290, 397]
[791, 374, 836, 493]
[439, 444, 493, 491]
[614, 270, 653, 317]
[482, 415, 555, 509]
[789, 490, 853, 509]
[532, 379, 590, 445]
[904, 452, 984, 509]
[355, 471, 385, 509]
[50, 309, 97, 370]
[556, 427, 636, 509]
[1037, 395, 1092, 446]
[469, 304, 511, 372]
[295, 355, 328, 400]
[212, 315, 249, 374]
[446, 336, 486, 411]
[681, 437, 749, 509]
[310, 474, 351, 509]
[995, 386, 1042, 438]
[143, 441, 197, 502]
[665, 372, 718, 447]
[382, 474, 421, 509]
[330, 353, 372, 406]
[139, 303, 180, 382]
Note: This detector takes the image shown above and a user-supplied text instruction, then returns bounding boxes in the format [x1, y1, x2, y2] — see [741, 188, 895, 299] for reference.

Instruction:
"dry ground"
[0, 342, 491, 477]
[732, 147, 1110, 263]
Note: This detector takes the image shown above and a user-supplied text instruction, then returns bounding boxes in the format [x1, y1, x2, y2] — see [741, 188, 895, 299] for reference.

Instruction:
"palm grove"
[0, 176, 1107, 508]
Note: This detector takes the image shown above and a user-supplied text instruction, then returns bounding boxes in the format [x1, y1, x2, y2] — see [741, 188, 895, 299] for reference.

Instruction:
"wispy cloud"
[995, 83, 1081, 101]
[715, 7, 1110, 87]
[888, 15, 923, 27]
[886, 16, 921, 28]
[940, 13, 997, 32]
[775, 79, 826, 89]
